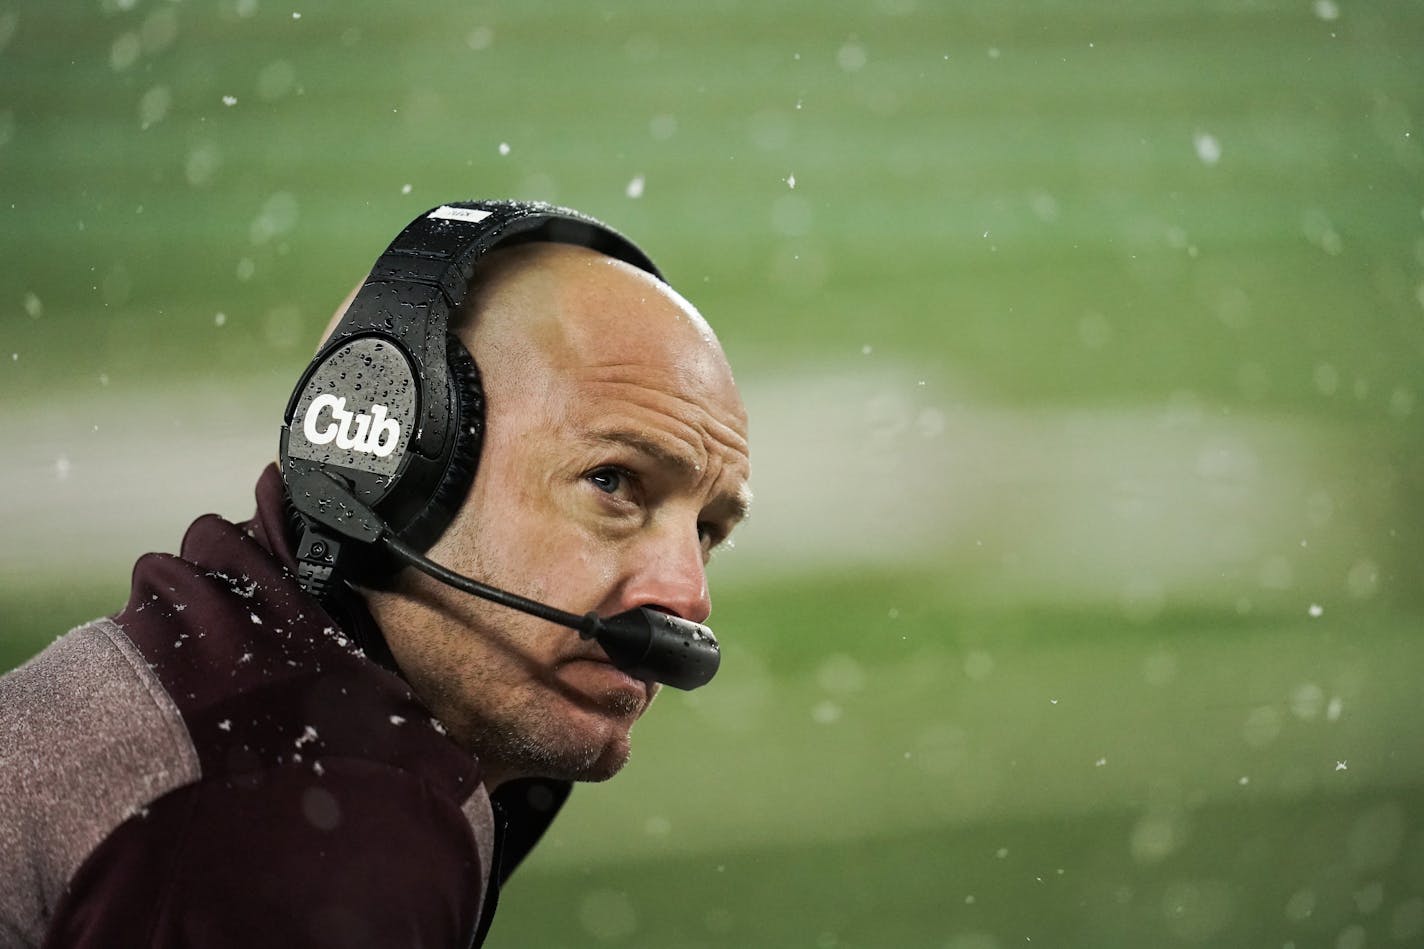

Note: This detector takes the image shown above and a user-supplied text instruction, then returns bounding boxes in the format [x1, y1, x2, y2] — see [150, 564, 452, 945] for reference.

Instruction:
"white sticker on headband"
[428, 206, 494, 224]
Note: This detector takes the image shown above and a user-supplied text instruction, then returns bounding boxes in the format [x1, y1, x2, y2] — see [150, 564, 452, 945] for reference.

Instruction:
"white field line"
[726, 367, 1398, 615]
[1, 370, 1402, 619]
[2, 381, 287, 584]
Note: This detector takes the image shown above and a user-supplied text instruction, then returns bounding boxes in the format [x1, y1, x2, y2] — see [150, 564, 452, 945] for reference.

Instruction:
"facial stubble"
[424, 598, 653, 784]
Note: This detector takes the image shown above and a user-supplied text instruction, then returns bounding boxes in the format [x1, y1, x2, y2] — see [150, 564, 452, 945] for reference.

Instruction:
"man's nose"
[623, 524, 712, 625]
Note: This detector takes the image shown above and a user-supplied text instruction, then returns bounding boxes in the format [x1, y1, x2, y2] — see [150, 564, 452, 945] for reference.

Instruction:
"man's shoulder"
[0, 620, 496, 947]
[1, 587, 490, 944]
[110, 552, 480, 792]
[0, 616, 199, 823]
[0, 617, 201, 944]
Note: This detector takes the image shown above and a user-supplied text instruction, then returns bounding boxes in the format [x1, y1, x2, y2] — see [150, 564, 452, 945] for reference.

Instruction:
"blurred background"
[3, 0, 1423, 945]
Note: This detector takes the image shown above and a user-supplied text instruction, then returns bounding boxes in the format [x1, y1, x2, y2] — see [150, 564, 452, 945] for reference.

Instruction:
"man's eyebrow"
[721, 487, 753, 526]
[710, 483, 753, 526]
[589, 431, 697, 474]
[587, 431, 752, 523]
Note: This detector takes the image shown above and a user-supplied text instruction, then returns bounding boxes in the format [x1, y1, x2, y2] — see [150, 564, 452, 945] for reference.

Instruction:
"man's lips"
[557, 654, 654, 705]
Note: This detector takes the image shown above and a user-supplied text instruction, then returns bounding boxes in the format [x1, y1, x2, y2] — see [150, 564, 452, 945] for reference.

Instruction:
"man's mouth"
[556, 655, 654, 711]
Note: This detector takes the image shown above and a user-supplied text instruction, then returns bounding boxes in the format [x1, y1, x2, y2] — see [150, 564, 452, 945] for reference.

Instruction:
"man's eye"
[587, 466, 628, 496]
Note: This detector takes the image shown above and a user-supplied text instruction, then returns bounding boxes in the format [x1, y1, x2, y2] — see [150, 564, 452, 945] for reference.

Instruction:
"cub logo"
[303, 394, 400, 458]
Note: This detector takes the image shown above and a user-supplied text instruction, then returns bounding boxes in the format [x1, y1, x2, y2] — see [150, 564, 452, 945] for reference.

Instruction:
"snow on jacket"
[0, 465, 569, 948]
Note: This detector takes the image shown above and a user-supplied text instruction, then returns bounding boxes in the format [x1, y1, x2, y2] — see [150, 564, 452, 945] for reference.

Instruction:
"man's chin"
[526, 729, 632, 783]
[551, 708, 636, 782]
[572, 740, 632, 783]
[470, 701, 636, 784]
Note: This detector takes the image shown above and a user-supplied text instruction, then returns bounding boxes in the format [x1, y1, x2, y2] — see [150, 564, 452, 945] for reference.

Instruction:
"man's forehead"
[463, 240, 749, 474]
[467, 245, 738, 403]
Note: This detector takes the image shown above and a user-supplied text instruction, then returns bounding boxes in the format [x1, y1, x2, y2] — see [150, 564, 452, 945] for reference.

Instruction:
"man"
[0, 204, 752, 946]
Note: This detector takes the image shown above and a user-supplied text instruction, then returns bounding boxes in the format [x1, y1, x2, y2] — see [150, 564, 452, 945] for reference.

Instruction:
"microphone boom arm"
[286, 465, 720, 690]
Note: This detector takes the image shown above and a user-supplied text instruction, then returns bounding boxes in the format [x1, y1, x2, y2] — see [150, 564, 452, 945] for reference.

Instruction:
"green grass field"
[3, 1, 1424, 945]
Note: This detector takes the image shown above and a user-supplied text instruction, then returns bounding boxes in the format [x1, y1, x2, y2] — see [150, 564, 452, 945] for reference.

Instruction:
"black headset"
[277, 200, 719, 690]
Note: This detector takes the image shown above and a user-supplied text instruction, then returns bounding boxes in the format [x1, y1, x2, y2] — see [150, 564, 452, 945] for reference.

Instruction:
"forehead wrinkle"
[572, 362, 748, 432]
[573, 377, 750, 462]
[573, 356, 733, 385]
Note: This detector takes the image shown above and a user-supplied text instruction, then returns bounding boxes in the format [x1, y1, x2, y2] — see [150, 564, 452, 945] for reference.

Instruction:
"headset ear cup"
[396, 335, 485, 553]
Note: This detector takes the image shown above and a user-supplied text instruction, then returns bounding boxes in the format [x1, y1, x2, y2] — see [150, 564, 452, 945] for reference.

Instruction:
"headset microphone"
[287, 466, 720, 691]
[278, 201, 721, 691]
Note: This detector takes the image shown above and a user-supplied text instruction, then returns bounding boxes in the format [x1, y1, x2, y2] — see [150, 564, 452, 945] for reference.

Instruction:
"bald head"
[453, 243, 738, 423]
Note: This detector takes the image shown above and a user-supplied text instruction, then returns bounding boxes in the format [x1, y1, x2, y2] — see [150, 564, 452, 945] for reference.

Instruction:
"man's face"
[369, 246, 750, 787]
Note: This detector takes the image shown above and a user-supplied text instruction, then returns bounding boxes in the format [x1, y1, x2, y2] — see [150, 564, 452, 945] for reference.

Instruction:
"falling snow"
[5, 10, 1418, 947]
[837, 42, 867, 72]
[1193, 132, 1222, 166]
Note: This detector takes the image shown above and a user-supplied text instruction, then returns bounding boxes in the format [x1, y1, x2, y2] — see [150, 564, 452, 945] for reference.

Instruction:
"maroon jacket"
[0, 466, 569, 948]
